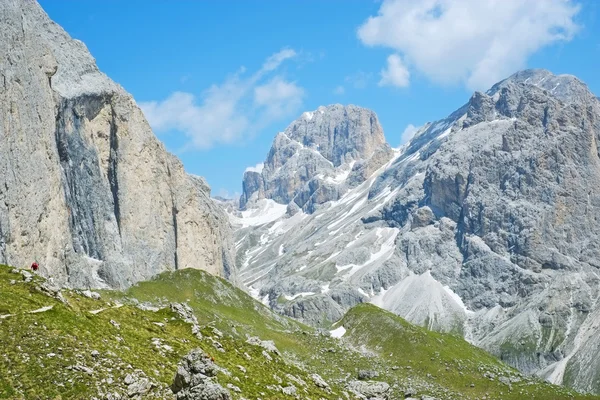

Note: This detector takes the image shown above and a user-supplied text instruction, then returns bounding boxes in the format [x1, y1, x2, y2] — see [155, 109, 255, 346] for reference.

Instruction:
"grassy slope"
[0, 265, 597, 399]
[340, 304, 596, 399]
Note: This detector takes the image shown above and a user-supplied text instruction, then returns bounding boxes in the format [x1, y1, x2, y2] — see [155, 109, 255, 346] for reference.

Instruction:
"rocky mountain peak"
[488, 68, 594, 104]
[283, 104, 386, 167]
[231, 68, 600, 392]
[239, 105, 393, 212]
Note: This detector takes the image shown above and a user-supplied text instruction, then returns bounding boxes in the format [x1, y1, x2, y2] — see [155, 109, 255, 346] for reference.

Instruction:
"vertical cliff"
[0, 0, 234, 288]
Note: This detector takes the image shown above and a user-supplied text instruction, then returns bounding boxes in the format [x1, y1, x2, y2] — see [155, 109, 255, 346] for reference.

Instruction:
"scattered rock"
[20, 270, 32, 283]
[358, 370, 379, 380]
[127, 377, 154, 398]
[281, 385, 296, 396]
[82, 290, 101, 300]
[171, 349, 230, 400]
[311, 374, 330, 390]
[347, 380, 390, 399]
[245, 336, 280, 355]
[226, 383, 241, 393]
[262, 350, 273, 361]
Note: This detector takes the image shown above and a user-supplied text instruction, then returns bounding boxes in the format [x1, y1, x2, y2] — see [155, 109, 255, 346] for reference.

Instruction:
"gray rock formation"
[231, 69, 600, 392]
[171, 349, 230, 400]
[346, 380, 390, 399]
[0, 0, 234, 288]
[239, 105, 393, 213]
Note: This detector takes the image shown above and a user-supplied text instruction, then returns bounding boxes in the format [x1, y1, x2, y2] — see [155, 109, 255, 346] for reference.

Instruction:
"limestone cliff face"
[0, 0, 234, 288]
[240, 105, 393, 212]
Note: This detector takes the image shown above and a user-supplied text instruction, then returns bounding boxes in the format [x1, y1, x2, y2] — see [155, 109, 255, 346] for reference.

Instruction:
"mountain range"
[229, 69, 600, 392]
[2, 0, 600, 397]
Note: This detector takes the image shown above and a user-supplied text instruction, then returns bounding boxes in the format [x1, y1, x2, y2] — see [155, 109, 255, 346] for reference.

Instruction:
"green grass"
[1, 265, 598, 399]
[339, 303, 598, 399]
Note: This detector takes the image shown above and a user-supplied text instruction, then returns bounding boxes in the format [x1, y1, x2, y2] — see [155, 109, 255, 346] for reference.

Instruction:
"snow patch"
[231, 199, 287, 228]
[330, 326, 346, 338]
[284, 292, 315, 301]
[437, 127, 452, 140]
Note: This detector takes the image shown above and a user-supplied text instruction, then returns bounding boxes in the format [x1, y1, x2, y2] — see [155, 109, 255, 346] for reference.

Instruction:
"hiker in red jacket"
[31, 262, 39, 272]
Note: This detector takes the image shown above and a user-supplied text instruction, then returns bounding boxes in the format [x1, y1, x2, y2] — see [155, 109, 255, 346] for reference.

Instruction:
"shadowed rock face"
[232, 69, 600, 392]
[240, 104, 393, 212]
[0, 0, 235, 288]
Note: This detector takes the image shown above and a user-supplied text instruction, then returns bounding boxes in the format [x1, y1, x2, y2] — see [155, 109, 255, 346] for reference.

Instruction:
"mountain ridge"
[231, 68, 600, 393]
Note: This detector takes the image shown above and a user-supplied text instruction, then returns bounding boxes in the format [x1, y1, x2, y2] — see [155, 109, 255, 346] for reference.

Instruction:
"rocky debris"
[245, 335, 280, 355]
[346, 380, 390, 399]
[358, 370, 379, 380]
[69, 364, 94, 376]
[0, 0, 235, 289]
[262, 350, 273, 362]
[226, 383, 241, 393]
[285, 373, 307, 387]
[82, 290, 101, 300]
[20, 270, 33, 283]
[311, 374, 331, 391]
[171, 349, 230, 400]
[281, 385, 296, 396]
[126, 376, 154, 398]
[35, 281, 67, 303]
[170, 303, 202, 339]
[119, 371, 166, 399]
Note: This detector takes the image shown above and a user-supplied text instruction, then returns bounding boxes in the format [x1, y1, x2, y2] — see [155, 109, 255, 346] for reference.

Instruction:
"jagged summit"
[231, 69, 600, 393]
[239, 104, 393, 212]
[284, 104, 386, 167]
[488, 68, 595, 104]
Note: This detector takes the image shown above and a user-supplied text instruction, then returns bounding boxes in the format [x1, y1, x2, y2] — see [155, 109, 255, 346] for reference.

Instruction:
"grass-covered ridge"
[0, 265, 597, 399]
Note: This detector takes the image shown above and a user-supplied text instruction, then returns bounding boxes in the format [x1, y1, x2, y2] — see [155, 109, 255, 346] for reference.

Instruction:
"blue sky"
[39, 0, 600, 198]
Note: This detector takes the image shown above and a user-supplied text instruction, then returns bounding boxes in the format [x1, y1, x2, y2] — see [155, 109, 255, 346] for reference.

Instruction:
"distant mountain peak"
[488, 68, 594, 104]
[239, 104, 393, 211]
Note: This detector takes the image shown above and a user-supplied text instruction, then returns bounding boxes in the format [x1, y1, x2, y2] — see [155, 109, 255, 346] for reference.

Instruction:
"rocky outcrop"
[171, 349, 230, 400]
[0, 0, 234, 288]
[239, 105, 393, 213]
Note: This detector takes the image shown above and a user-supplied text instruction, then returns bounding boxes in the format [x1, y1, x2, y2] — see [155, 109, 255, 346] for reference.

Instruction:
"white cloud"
[401, 124, 418, 144]
[345, 71, 372, 89]
[262, 48, 297, 72]
[254, 76, 304, 120]
[379, 54, 410, 88]
[245, 162, 264, 174]
[333, 85, 345, 95]
[140, 49, 304, 150]
[358, 0, 581, 90]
